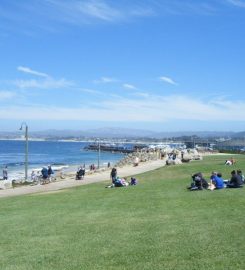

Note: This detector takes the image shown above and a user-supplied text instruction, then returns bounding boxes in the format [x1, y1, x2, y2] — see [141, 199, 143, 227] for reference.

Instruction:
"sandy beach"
[0, 159, 166, 198]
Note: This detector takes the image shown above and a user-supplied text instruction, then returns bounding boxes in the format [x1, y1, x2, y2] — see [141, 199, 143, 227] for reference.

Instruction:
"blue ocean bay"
[0, 140, 125, 180]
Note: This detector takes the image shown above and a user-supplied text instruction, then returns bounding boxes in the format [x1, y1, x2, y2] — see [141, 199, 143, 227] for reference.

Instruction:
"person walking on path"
[3, 166, 8, 180]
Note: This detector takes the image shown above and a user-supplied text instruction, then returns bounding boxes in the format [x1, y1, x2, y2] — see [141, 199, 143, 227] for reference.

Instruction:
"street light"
[97, 139, 101, 169]
[192, 136, 195, 149]
[19, 122, 28, 181]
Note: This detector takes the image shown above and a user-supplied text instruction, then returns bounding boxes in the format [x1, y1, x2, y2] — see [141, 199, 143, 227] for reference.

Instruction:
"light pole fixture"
[19, 122, 28, 181]
[97, 139, 101, 169]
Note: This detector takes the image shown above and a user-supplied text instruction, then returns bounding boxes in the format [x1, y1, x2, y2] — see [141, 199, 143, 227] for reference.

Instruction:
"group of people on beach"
[29, 165, 55, 184]
[1, 164, 55, 184]
[188, 169, 244, 191]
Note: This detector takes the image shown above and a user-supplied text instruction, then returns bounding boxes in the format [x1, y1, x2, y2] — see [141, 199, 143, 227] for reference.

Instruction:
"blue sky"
[0, 0, 245, 132]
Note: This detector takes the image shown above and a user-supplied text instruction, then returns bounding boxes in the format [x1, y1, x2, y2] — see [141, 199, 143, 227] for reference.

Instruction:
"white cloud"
[133, 92, 150, 98]
[44, 0, 154, 24]
[123, 83, 137, 90]
[17, 66, 49, 78]
[93, 77, 118, 83]
[15, 65, 74, 90]
[14, 78, 74, 89]
[2, 95, 245, 122]
[77, 0, 123, 22]
[227, 0, 245, 8]
[129, 7, 155, 17]
[81, 88, 102, 95]
[0, 91, 16, 100]
[159, 76, 178, 85]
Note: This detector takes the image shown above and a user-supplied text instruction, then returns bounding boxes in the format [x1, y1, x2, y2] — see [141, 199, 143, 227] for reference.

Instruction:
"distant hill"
[0, 127, 242, 140]
[231, 131, 245, 138]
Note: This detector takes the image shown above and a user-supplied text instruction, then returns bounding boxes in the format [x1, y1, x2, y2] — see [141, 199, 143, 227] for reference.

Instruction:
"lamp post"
[192, 136, 195, 149]
[97, 139, 101, 169]
[19, 122, 28, 181]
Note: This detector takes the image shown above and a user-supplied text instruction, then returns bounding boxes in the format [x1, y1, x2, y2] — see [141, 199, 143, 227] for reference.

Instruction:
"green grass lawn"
[0, 154, 244, 270]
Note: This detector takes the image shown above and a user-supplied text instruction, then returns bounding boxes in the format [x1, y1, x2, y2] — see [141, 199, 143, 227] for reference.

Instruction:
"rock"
[0, 180, 13, 189]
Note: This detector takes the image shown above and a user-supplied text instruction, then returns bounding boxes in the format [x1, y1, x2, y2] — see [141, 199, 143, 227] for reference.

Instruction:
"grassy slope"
[0, 155, 244, 270]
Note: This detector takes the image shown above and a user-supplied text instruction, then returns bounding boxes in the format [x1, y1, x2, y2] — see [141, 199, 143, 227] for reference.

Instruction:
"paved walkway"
[0, 159, 166, 198]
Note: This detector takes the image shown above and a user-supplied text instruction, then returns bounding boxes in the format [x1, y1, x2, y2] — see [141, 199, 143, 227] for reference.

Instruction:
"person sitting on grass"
[188, 172, 209, 190]
[105, 177, 134, 188]
[230, 157, 236, 165]
[225, 157, 236, 165]
[130, 177, 137, 185]
[114, 177, 124, 187]
[211, 172, 224, 189]
[237, 169, 244, 184]
[226, 170, 243, 188]
[225, 160, 232, 165]
[120, 177, 129, 187]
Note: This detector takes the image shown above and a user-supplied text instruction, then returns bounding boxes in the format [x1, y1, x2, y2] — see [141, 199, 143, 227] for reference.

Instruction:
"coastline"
[0, 158, 166, 198]
[0, 151, 229, 199]
[0, 140, 125, 181]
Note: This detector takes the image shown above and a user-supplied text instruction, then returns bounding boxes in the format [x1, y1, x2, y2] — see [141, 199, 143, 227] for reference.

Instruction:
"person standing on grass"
[3, 166, 8, 180]
[110, 167, 117, 184]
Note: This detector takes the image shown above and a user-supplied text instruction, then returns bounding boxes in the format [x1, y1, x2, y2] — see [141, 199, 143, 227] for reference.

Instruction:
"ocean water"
[0, 140, 125, 180]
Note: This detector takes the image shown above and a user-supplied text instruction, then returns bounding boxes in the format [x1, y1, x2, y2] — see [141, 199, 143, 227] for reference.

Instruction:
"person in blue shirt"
[211, 172, 224, 189]
[210, 171, 217, 182]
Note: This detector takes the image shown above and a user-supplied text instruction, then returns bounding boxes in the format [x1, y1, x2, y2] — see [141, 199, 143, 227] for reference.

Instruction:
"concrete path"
[0, 159, 166, 198]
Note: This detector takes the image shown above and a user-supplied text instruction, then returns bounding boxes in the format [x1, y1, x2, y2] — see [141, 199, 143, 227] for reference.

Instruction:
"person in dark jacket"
[189, 172, 209, 190]
[237, 169, 244, 183]
[76, 166, 85, 180]
[227, 170, 243, 188]
[41, 167, 48, 179]
[47, 165, 54, 182]
[3, 166, 8, 180]
[110, 168, 117, 184]
[196, 172, 209, 189]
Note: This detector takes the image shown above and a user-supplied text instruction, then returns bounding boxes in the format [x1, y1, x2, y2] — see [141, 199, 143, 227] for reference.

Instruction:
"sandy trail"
[0, 159, 166, 198]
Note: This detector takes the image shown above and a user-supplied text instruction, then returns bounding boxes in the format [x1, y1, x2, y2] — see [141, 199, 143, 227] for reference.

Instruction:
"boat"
[83, 143, 134, 153]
